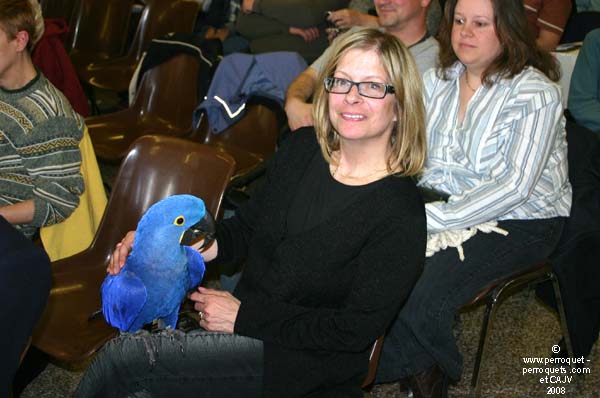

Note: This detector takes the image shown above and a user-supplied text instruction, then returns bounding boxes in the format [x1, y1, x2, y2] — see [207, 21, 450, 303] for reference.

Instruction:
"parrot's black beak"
[181, 210, 216, 249]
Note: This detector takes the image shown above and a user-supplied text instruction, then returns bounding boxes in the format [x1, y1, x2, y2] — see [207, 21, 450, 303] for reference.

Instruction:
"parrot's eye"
[174, 216, 185, 226]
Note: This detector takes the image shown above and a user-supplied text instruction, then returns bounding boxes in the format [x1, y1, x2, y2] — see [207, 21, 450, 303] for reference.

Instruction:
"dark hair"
[436, 0, 560, 84]
[0, 0, 36, 51]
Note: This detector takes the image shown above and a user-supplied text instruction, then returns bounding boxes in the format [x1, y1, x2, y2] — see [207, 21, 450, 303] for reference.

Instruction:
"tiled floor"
[19, 288, 599, 397]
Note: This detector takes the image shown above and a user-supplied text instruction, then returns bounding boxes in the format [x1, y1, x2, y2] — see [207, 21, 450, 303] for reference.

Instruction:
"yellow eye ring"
[174, 216, 185, 226]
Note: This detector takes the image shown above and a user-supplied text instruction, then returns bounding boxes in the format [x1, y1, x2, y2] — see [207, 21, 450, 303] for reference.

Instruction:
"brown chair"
[197, 102, 280, 183]
[461, 263, 573, 398]
[67, 0, 135, 67]
[31, 135, 236, 364]
[78, 0, 200, 93]
[362, 335, 384, 389]
[87, 53, 202, 162]
[40, 0, 78, 22]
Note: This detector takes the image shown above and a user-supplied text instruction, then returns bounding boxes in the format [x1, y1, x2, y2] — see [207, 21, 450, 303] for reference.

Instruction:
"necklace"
[464, 72, 479, 92]
[331, 164, 389, 180]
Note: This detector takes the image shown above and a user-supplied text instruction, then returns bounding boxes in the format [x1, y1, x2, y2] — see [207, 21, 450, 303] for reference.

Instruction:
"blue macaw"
[101, 194, 215, 332]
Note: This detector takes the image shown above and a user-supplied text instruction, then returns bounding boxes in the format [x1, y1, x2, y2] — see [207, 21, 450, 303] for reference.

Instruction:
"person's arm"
[250, 0, 349, 28]
[0, 200, 35, 225]
[327, 9, 379, 30]
[284, 67, 319, 130]
[232, 193, 426, 352]
[535, 0, 572, 51]
[425, 79, 565, 233]
[537, 29, 564, 51]
[16, 118, 83, 229]
[568, 29, 600, 132]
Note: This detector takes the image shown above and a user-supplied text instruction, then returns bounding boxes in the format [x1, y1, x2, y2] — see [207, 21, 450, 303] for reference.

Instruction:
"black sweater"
[213, 128, 426, 397]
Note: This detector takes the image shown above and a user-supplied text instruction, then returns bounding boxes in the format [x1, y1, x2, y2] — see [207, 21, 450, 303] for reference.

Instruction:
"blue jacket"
[195, 52, 307, 133]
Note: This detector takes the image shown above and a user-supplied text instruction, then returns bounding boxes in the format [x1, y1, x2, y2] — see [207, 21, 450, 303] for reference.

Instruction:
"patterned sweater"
[0, 73, 84, 238]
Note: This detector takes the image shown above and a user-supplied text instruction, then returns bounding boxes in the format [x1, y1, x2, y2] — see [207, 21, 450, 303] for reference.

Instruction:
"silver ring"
[198, 311, 204, 321]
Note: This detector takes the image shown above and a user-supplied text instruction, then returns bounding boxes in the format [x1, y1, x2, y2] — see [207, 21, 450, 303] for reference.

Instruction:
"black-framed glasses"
[324, 77, 395, 99]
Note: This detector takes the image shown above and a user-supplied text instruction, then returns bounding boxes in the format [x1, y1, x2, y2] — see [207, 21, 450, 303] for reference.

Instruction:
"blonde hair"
[313, 28, 427, 177]
[0, 0, 43, 51]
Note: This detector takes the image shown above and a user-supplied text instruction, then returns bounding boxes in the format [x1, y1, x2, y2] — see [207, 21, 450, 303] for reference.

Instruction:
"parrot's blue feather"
[185, 246, 206, 290]
[101, 194, 208, 332]
[101, 271, 147, 331]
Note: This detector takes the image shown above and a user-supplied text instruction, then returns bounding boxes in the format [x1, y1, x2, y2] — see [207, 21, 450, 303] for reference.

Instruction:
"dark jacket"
[195, 51, 307, 133]
[212, 128, 427, 397]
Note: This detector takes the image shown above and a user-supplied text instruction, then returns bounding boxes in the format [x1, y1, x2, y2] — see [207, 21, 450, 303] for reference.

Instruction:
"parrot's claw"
[167, 329, 187, 354]
[130, 330, 158, 367]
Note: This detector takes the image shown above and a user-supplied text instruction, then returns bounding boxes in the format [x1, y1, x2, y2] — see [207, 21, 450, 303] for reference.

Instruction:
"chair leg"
[83, 82, 100, 115]
[550, 272, 574, 360]
[470, 290, 501, 398]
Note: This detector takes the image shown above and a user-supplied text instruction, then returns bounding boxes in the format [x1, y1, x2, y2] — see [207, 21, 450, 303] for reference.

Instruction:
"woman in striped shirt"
[375, 0, 572, 397]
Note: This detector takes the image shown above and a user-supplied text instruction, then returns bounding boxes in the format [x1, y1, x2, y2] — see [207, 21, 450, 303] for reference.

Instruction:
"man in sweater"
[284, 0, 439, 130]
[0, 0, 84, 239]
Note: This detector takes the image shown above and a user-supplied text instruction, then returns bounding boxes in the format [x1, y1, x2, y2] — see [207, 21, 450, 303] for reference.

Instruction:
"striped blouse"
[420, 62, 572, 233]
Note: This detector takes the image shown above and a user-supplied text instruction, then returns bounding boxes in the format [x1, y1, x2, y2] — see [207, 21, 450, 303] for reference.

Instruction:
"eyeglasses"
[324, 77, 395, 99]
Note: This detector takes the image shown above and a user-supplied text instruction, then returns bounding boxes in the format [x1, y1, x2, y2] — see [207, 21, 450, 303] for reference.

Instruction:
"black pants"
[75, 329, 263, 398]
[0, 216, 51, 396]
[377, 218, 564, 382]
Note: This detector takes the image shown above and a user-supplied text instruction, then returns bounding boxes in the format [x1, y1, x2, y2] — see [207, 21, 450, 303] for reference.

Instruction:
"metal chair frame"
[464, 264, 574, 398]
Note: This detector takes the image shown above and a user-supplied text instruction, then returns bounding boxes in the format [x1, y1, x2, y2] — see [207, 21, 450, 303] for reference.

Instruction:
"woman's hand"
[107, 231, 135, 275]
[190, 287, 240, 333]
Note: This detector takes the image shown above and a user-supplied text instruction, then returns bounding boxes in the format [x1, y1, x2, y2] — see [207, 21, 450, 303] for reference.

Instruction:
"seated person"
[326, 0, 442, 40]
[236, 0, 349, 62]
[0, 0, 85, 239]
[75, 29, 427, 398]
[285, 0, 439, 131]
[524, 0, 572, 50]
[374, 0, 572, 396]
[0, 216, 51, 395]
[568, 28, 600, 133]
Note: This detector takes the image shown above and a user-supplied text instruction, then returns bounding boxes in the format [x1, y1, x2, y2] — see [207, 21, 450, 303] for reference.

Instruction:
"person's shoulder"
[34, 74, 83, 121]
[275, 126, 319, 158]
[515, 67, 561, 94]
[423, 36, 440, 49]
[379, 175, 424, 211]
[583, 28, 600, 44]
[502, 67, 562, 106]
[424, 62, 460, 88]
[286, 126, 318, 146]
[410, 35, 439, 56]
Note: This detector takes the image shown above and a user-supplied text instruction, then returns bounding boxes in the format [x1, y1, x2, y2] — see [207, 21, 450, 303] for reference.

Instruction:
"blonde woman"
[77, 29, 427, 398]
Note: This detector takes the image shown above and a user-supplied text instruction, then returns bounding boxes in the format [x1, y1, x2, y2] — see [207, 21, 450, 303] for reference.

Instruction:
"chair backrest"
[127, 0, 200, 62]
[40, 0, 78, 21]
[30, 136, 235, 363]
[202, 103, 279, 165]
[134, 53, 201, 129]
[67, 0, 134, 56]
[89, 135, 236, 267]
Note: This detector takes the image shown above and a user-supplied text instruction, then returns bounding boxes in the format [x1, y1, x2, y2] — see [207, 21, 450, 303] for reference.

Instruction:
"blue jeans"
[75, 329, 263, 397]
[376, 218, 564, 382]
